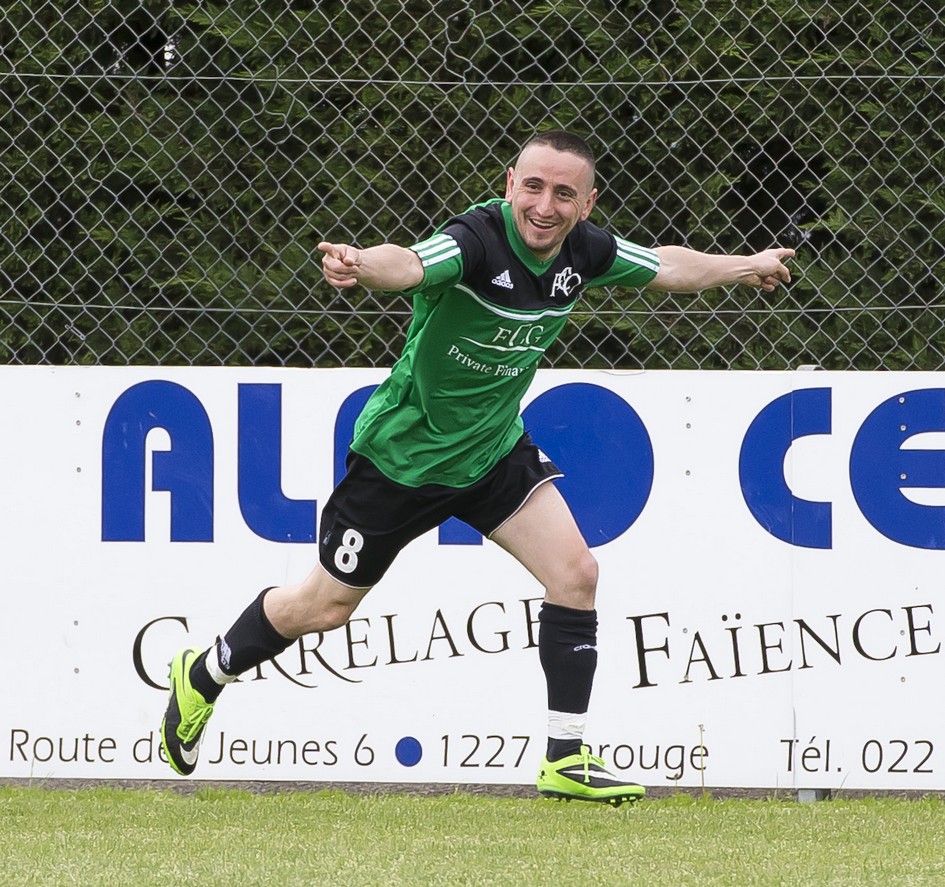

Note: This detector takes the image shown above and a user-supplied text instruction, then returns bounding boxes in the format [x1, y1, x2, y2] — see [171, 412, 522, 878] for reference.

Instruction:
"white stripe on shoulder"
[419, 247, 461, 267]
[615, 237, 660, 271]
[412, 234, 461, 267]
[413, 232, 451, 247]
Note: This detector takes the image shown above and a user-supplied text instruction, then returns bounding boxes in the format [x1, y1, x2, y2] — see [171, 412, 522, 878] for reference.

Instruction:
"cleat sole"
[539, 789, 641, 806]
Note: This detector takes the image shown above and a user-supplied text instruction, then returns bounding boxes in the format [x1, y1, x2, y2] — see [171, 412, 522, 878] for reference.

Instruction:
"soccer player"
[161, 130, 794, 803]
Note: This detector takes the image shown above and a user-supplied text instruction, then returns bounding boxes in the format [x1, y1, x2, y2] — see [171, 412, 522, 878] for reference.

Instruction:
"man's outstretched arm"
[647, 246, 796, 293]
[318, 241, 424, 291]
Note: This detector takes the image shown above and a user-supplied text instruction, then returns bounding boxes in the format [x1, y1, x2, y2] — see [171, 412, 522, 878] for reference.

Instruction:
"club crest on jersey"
[550, 266, 582, 300]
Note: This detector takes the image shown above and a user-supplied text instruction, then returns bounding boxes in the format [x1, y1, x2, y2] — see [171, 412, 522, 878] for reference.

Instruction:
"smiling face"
[505, 142, 598, 261]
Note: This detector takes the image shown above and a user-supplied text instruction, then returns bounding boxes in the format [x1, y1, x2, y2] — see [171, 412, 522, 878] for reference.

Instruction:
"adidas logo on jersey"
[491, 269, 514, 289]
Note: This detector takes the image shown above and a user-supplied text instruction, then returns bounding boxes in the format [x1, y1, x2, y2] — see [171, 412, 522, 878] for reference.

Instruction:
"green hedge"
[1, 0, 942, 367]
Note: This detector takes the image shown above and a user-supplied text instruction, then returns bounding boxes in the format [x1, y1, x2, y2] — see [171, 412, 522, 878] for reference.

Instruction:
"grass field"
[1, 786, 943, 886]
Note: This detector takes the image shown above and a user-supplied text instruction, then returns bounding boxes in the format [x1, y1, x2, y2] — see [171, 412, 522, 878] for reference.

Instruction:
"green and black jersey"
[350, 199, 659, 488]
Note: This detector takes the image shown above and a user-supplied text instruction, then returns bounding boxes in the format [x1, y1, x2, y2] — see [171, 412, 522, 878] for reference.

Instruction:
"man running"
[161, 129, 794, 804]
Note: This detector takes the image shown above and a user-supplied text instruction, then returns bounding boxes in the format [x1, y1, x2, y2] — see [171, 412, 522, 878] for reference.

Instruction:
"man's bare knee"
[265, 569, 370, 638]
[583, 550, 600, 589]
[546, 550, 598, 610]
[306, 599, 358, 634]
[573, 550, 599, 604]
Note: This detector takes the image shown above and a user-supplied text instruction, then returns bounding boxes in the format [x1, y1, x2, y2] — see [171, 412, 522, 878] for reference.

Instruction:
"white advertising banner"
[2, 366, 943, 791]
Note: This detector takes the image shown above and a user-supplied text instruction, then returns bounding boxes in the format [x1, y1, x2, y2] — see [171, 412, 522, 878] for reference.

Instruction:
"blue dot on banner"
[395, 736, 423, 767]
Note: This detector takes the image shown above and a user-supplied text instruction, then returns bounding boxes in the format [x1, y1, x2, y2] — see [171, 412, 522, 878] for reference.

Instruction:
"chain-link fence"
[2, 1, 943, 369]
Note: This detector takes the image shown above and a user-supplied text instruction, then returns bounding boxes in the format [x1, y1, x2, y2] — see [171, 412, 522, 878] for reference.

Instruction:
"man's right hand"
[318, 241, 362, 288]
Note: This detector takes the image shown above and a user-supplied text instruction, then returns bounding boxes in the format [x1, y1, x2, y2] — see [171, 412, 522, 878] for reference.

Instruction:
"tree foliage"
[0, 0, 942, 368]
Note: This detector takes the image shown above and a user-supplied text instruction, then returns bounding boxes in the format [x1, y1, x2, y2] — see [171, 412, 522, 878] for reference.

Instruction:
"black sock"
[189, 588, 293, 703]
[547, 737, 583, 761]
[189, 648, 223, 703]
[538, 601, 598, 760]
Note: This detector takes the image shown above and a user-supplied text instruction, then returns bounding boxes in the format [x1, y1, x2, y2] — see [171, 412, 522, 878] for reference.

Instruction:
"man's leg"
[161, 446, 439, 776]
[161, 566, 370, 775]
[491, 482, 598, 758]
[188, 565, 372, 701]
[491, 482, 643, 804]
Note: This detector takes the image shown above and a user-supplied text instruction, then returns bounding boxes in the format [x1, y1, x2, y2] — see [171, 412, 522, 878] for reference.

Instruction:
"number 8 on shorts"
[333, 528, 364, 574]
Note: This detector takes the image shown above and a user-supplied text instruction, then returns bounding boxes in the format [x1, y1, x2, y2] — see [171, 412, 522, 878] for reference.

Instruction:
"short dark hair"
[520, 130, 596, 175]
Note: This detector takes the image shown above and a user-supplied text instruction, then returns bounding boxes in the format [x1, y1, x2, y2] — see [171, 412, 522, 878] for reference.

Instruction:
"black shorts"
[318, 433, 563, 588]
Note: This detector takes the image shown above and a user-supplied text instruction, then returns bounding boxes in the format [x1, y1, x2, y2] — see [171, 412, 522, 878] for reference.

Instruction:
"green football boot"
[537, 745, 645, 807]
[160, 646, 215, 776]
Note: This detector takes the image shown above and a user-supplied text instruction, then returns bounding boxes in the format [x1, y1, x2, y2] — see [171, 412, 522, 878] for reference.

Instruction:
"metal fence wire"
[1, 1, 944, 369]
